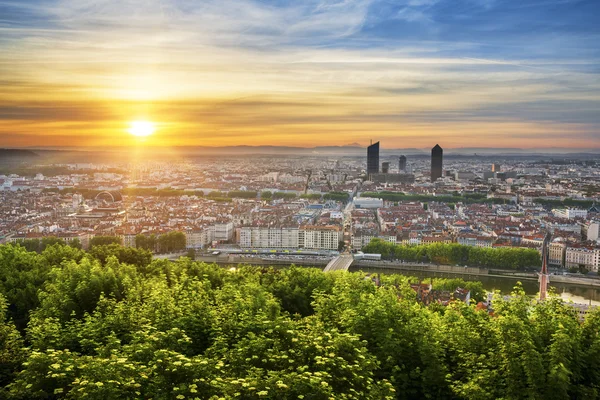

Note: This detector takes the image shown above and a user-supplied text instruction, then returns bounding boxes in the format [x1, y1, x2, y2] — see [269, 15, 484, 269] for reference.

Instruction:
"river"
[349, 266, 600, 306]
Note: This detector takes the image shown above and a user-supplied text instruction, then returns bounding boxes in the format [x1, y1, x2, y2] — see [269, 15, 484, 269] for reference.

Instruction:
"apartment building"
[553, 208, 588, 220]
[239, 226, 299, 248]
[565, 246, 600, 272]
[299, 226, 342, 250]
[548, 241, 566, 267]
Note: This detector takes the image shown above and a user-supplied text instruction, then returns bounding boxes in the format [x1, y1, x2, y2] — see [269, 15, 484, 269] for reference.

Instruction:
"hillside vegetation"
[0, 244, 599, 399]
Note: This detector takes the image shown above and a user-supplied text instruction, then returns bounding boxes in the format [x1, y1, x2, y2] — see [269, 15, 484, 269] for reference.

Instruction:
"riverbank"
[191, 254, 600, 289]
[354, 262, 600, 288]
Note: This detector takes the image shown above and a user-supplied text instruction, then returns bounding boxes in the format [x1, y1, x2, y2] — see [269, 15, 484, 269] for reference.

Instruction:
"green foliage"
[88, 244, 152, 267]
[89, 236, 122, 247]
[135, 233, 156, 251]
[0, 245, 50, 330]
[323, 192, 349, 202]
[157, 231, 186, 253]
[363, 238, 541, 270]
[15, 237, 66, 253]
[122, 187, 206, 198]
[259, 266, 336, 317]
[207, 191, 226, 198]
[361, 191, 507, 205]
[432, 278, 486, 303]
[300, 193, 322, 200]
[0, 294, 25, 387]
[68, 238, 82, 250]
[273, 192, 298, 200]
[261, 191, 273, 199]
[227, 190, 258, 199]
[534, 198, 595, 209]
[186, 249, 196, 260]
[0, 244, 599, 399]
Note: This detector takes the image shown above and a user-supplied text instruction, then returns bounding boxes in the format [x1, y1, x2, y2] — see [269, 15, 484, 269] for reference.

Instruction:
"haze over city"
[1, 0, 599, 149]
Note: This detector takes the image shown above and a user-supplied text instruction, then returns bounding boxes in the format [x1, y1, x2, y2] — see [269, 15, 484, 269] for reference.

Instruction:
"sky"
[0, 0, 599, 149]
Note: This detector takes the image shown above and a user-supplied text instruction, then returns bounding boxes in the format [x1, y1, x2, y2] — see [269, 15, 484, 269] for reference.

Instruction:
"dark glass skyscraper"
[367, 141, 379, 176]
[431, 144, 443, 182]
[382, 162, 390, 174]
[399, 155, 407, 171]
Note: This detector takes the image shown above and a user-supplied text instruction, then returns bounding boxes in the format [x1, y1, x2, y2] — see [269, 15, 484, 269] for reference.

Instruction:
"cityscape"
[2, 145, 599, 274]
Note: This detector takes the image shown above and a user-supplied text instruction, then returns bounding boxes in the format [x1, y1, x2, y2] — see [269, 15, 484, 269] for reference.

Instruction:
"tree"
[68, 238, 82, 250]
[88, 244, 152, 267]
[323, 192, 349, 202]
[157, 231, 186, 253]
[1, 244, 599, 399]
[0, 294, 24, 387]
[273, 192, 297, 200]
[362, 239, 541, 270]
[89, 236, 122, 248]
[227, 190, 258, 199]
[15, 237, 66, 253]
[135, 234, 156, 251]
[0, 245, 50, 330]
[186, 249, 196, 260]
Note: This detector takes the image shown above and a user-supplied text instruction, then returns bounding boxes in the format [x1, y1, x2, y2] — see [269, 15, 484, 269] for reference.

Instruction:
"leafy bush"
[0, 244, 598, 399]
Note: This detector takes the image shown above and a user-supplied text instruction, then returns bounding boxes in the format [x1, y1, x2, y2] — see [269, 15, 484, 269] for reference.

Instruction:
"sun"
[128, 120, 156, 137]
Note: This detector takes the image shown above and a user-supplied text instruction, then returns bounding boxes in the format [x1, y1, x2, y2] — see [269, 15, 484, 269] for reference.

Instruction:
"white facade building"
[565, 247, 600, 272]
[186, 229, 213, 249]
[299, 226, 342, 250]
[239, 227, 299, 248]
[552, 208, 588, 219]
[211, 222, 234, 242]
[238, 226, 341, 250]
[354, 197, 383, 209]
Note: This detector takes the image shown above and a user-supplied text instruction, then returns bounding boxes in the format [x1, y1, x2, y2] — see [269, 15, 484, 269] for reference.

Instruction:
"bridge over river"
[323, 254, 354, 272]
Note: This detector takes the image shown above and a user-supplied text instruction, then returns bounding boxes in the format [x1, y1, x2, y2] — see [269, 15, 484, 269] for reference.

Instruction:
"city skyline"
[1, 0, 599, 148]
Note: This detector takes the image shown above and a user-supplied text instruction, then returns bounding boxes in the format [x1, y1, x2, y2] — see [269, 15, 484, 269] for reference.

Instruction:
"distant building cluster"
[0, 149, 598, 272]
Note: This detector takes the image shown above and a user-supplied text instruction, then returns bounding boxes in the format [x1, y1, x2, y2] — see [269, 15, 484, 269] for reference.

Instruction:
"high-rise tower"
[399, 155, 407, 171]
[431, 144, 443, 182]
[382, 162, 390, 174]
[367, 141, 380, 177]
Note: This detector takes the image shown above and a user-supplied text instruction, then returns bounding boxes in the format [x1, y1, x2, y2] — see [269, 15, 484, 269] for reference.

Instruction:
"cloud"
[0, 0, 598, 148]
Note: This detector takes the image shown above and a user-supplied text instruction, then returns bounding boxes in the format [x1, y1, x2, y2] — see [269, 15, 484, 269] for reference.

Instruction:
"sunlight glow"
[128, 121, 156, 137]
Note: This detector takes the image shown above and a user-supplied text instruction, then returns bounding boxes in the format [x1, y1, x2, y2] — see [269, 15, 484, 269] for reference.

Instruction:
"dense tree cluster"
[135, 232, 186, 254]
[363, 239, 541, 270]
[0, 243, 599, 399]
[89, 236, 122, 248]
[533, 198, 595, 209]
[156, 232, 187, 253]
[272, 192, 298, 200]
[226, 191, 258, 199]
[135, 234, 158, 251]
[323, 192, 349, 202]
[361, 191, 507, 205]
[13, 237, 81, 253]
[300, 193, 322, 200]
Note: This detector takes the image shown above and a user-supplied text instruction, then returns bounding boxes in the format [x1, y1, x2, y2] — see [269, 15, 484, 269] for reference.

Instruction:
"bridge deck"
[323, 254, 354, 272]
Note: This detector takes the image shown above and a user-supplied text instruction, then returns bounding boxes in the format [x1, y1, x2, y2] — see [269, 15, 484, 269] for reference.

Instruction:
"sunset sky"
[1, 0, 599, 149]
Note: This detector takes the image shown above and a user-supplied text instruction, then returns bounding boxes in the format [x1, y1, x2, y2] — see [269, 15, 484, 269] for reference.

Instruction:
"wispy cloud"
[0, 0, 598, 148]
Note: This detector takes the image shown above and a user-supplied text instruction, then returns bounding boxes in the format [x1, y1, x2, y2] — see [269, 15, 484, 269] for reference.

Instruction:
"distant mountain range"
[0, 149, 39, 165]
[158, 145, 600, 156]
[4, 146, 600, 161]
